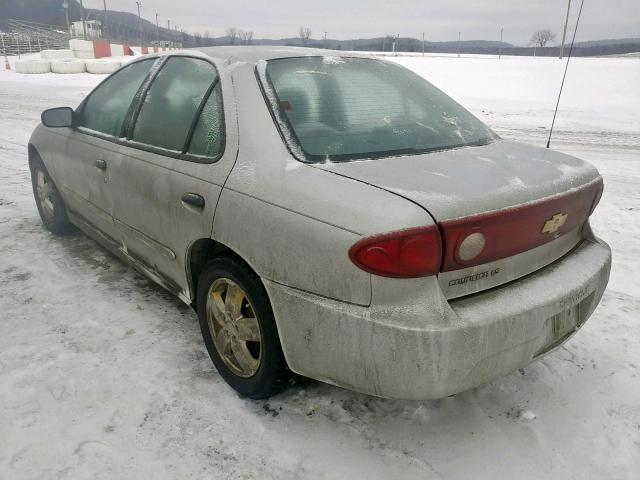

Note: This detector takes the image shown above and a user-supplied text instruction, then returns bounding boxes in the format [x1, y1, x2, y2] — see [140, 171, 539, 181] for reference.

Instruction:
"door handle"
[94, 159, 107, 170]
[181, 193, 205, 209]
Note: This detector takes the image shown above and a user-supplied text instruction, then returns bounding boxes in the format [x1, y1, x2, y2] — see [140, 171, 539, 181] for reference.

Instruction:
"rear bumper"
[265, 236, 611, 400]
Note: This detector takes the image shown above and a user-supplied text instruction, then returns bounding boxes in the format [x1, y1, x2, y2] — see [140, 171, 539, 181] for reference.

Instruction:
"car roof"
[194, 45, 369, 64]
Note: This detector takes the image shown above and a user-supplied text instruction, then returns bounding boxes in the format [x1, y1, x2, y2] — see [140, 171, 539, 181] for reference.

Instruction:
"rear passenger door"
[110, 55, 236, 300]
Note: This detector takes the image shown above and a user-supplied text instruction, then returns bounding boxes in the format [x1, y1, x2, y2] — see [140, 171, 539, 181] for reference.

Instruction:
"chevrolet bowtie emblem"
[542, 213, 568, 234]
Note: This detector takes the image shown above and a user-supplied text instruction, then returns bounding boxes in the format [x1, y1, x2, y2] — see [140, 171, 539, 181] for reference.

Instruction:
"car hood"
[311, 140, 601, 221]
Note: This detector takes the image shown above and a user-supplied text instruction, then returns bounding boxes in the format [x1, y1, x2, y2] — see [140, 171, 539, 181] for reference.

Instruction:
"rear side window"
[132, 57, 217, 151]
[187, 84, 224, 158]
[79, 59, 154, 137]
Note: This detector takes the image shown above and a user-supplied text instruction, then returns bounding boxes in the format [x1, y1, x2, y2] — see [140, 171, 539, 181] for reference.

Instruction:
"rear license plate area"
[534, 291, 595, 358]
[551, 308, 577, 338]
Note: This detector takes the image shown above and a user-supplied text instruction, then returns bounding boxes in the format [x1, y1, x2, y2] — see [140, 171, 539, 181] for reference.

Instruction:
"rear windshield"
[262, 56, 497, 162]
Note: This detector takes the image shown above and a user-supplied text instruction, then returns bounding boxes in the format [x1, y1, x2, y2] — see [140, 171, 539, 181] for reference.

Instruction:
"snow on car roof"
[195, 46, 370, 64]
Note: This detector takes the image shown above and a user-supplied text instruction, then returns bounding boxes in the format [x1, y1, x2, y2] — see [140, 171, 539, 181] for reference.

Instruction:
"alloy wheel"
[35, 168, 55, 222]
[206, 278, 262, 378]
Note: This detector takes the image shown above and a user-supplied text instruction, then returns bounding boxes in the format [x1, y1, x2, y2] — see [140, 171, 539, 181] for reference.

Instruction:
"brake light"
[349, 226, 442, 278]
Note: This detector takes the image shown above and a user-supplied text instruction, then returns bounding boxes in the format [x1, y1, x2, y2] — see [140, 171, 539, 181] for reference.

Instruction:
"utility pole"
[102, 0, 108, 40]
[422, 32, 425, 56]
[559, 0, 572, 59]
[79, 0, 87, 39]
[62, 1, 71, 35]
[499, 27, 503, 59]
[457, 31, 461, 57]
[2, 34, 10, 70]
[155, 12, 160, 45]
[136, 1, 143, 47]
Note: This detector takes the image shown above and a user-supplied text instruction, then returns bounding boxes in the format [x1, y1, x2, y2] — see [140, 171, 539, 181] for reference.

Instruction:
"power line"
[547, 0, 585, 149]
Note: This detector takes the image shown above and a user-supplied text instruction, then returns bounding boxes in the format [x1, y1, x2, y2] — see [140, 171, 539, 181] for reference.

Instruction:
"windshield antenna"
[547, 0, 585, 149]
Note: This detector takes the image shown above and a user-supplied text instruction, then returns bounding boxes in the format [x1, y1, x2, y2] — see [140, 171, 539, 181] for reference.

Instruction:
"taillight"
[350, 179, 603, 278]
[349, 225, 442, 278]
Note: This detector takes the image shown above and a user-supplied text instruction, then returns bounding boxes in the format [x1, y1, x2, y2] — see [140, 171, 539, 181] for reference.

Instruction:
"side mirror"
[41, 107, 74, 128]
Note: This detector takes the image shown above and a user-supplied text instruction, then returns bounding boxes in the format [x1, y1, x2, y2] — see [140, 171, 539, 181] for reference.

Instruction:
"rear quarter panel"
[212, 63, 435, 306]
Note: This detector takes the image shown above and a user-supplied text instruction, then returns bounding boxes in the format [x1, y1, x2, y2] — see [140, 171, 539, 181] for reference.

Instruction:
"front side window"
[263, 57, 497, 162]
[132, 57, 217, 151]
[79, 59, 155, 137]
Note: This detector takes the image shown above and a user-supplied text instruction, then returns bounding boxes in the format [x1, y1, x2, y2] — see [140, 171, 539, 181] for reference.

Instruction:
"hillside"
[0, 0, 173, 40]
[1, 0, 638, 55]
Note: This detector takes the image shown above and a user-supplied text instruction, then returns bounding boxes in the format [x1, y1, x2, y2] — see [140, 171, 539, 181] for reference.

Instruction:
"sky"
[87, 1, 639, 44]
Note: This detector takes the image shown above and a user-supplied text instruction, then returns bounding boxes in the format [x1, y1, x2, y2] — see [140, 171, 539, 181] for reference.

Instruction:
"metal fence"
[1, 19, 71, 56]
[0, 18, 183, 57]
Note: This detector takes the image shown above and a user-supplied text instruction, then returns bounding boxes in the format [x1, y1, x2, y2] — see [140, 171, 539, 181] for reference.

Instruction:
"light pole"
[79, 0, 87, 39]
[155, 12, 160, 45]
[560, 0, 572, 59]
[422, 32, 425, 56]
[136, 1, 143, 47]
[457, 31, 461, 57]
[499, 27, 503, 59]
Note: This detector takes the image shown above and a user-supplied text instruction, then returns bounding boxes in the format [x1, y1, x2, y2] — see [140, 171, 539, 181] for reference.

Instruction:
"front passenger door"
[59, 58, 156, 241]
[110, 56, 236, 300]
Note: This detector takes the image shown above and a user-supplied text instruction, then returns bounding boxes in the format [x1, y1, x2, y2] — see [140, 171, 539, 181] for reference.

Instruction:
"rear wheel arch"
[187, 238, 260, 304]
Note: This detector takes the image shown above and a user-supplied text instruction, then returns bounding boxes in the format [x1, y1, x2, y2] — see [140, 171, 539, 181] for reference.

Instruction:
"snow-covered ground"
[0, 54, 639, 479]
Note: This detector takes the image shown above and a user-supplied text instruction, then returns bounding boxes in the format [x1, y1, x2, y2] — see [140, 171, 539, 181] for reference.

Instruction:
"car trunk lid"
[313, 140, 603, 298]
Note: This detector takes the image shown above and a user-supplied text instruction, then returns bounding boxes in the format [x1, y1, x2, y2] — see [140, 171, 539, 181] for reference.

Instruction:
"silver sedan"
[29, 47, 611, 399]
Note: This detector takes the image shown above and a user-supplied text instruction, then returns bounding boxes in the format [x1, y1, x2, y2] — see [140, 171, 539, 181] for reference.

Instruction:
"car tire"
[50, 58, 86, 74]
[86, 59, 122, 75]
[197, 256, 290, 399]
[15, 59, 52, 74]
[30, 158, 74, 234]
